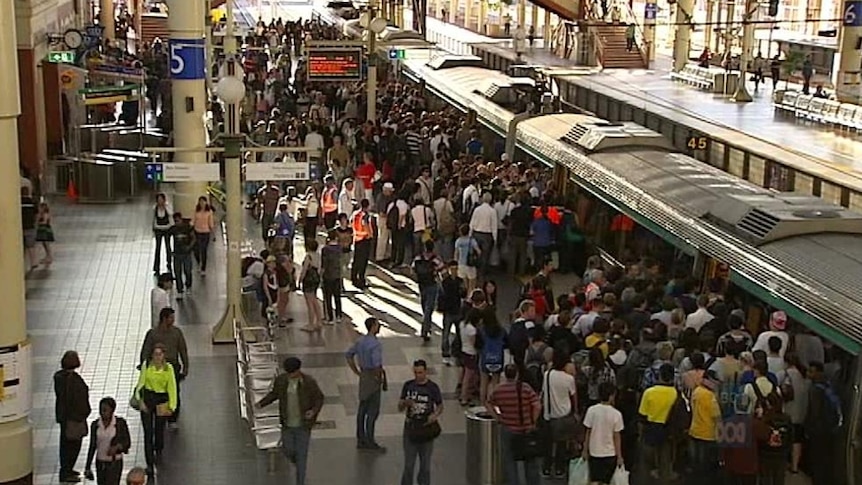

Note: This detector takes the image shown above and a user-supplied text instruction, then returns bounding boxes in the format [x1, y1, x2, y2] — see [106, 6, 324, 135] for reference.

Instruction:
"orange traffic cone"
[66, 179, 78, 202]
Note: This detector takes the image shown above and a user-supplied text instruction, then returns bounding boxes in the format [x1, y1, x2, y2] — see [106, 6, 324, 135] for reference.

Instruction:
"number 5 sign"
[168, 38, 206, 80]
[845, 1, 862, 26]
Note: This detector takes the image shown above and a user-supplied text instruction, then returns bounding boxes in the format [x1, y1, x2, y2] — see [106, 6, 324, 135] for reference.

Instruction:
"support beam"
[835, 10, 862, 103]
[732, 0, 756, 102]
[0, 0, 34, 481]
[672, 0, 694, 71]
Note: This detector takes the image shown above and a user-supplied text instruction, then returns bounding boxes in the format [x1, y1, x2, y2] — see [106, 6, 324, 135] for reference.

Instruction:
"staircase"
[593, 23, 647, 69]
[140, 13, 169, 46]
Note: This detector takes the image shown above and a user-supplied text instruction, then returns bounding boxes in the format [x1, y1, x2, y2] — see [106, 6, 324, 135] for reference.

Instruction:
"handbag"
[405, 418, 441, 443]
[545, 371, 585, 442]
[156, 403, 173, 417]
[129, 385, 141, 411]
[510, 382, 544, 460]
[65, 420, 88, 440]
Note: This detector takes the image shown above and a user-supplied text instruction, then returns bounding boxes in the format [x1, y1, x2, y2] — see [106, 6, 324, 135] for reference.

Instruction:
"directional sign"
[845, 0, 862, 26]
[388, 48, 406, 60]
[168, 38, 207, 80]
[245, 162, 310, 181]
[47, 51, 75, 64]
[161, 163, 221, 182]
[145, 163, 164, 182]
[645, 3, 658, 21]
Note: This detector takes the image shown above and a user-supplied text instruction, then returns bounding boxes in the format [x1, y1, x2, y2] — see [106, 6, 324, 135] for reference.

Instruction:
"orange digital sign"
[307, 49, 363, 81]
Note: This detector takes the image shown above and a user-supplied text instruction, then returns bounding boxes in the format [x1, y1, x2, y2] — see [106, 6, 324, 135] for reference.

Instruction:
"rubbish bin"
[465, 406, 502, 485]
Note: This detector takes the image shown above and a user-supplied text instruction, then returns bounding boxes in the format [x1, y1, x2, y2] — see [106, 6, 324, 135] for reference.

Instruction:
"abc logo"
[716, 416, 752, 447]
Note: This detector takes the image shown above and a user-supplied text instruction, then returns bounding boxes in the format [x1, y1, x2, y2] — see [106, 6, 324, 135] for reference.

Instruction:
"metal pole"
[672, 0, 694, 71]
[367, 0, 378, 123]
[0, 0, 34, 480]
[731, 0, 755, 102]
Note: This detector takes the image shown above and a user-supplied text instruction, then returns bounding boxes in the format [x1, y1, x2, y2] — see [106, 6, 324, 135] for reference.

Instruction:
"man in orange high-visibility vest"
[322, 175, 339, 230]
[351, 198, 374, 289]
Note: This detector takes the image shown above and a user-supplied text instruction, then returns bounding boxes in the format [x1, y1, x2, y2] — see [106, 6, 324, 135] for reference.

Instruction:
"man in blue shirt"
[346, 318, 388, 452]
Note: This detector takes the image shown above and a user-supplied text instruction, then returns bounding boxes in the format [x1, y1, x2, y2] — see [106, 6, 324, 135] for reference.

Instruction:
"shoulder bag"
[544, 370, 585, 443]
[405, 416, 442, 444]
[510, 382, 544, 460]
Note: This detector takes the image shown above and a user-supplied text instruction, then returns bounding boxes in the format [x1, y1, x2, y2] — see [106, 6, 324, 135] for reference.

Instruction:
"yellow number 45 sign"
[687, 135, 708, 151]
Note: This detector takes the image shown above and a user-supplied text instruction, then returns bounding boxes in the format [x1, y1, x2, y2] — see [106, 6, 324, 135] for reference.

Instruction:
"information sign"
[145, 163, 164, 182]
[161, 163, 221, 182]
[0, 343, 32, 424]
[245, 162, 310, 181]
[168, 38, 207, 80]
[645, 3, 658, 20]
[307, 49, 363, 81]
[47, 51, 75, 64]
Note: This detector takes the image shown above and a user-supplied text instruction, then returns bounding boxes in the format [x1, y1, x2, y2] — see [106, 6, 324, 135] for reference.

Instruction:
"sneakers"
[358, 442, 387, 453]
[324, 319, 336, 326]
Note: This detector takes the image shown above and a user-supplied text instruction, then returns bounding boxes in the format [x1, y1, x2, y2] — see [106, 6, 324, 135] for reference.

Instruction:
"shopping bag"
[568, 458, 589, 485]
[611, 466, 630, 485]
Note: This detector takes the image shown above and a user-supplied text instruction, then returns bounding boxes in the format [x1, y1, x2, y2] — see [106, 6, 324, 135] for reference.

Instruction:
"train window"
[766, 161, 793, 191]
[620, 103, 632, 121]
[597, 95, 608, 118]
[645, 114, 660, 131]
[587, 92, 598, 114]
[660, 120, 674, 140]
[608, 101, 620, 122]
[728, 147, 745, 178]
[632, 108, 645, 125]
[822, 182, 843, 206]
[748, 155, 765, 187]
[795, 172, 814, 195]
[851, 191, 862, 213]
[709, 141, 725, 169]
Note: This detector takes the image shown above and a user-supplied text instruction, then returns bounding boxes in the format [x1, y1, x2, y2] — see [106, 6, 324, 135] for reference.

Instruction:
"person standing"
[152, 193, 173, 276]
[134, 344, 178, 479]
[345, 318, 388, 452]
[375, 182, 396, 262]
[150, 273, 173, 328]
[582, 382, 625, 485]
[439, 260, 465, 363]
[36, 201, 55, 266]
[770, 55, 782, 89]
[321, 176, 339, 230]
[170, 213, 195, 299]
[139, 308, 189, 430]
[801, 57, 814, 95]
[351, 199, 374, 289]
[192, 196, 214, 276]
[399, 360, 444, 485]
[487, 364, 542, 485]
[257, 357, 325, 485]
[689, 371, 722, 485]
[54, 350, 92, 483]
[638, 363, 678, 482]
[412, 240, 445, 342]
[298, 239, 324, 333]
[258, 181, 282, 241]
[321, 231, 344, 324]
[84, 397, 132, 485]
[469, 193, 497, 277]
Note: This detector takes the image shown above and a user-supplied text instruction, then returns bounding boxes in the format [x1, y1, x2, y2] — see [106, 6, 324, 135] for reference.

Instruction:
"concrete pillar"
[732, 0, 756, 102]
[464, 0, 472, 29]
[517, 0, 526, 27]
[477, 0, 486, 34]
[704, 0, 714, 52]
[835, 11, 862, 103]
[0, 0, 34, 482]
[723, 0, 735, 57]
[806, 0, 822, 36]
[644, 0, 658, 65]
[531, 3, 539, 31]
[448, 0, 456, 22]
[168, 0, 209, 216]
[672, 0, 694, 71]
[543, 10, 552, 45]
[101, 0, 115, 40]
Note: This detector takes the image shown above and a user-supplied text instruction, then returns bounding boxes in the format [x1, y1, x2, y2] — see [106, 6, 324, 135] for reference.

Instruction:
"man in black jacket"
[54, 350, 92, 483]
[170, 212, 195, 298]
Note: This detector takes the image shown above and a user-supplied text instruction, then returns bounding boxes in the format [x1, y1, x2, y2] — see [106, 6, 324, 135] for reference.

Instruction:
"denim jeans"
[282, 426, 311, 485]
[500, 426, 542, 485]
[194, 231, 210, 271]
[357, 389, 382, 445]
[173, 253, 193, 292]
[153, 230, 172, 272]
[401, 434, 434, 485]
[419, 284, 438, 338]
[441, 311, 460, 357]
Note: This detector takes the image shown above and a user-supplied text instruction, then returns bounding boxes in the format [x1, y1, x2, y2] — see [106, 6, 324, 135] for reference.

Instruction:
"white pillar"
[836, 13, 862, 103]
[672, 0, 694, 71]
[517, 0, 526, 27]
[732, 0, 756, 102]
[168, 0, 209, 216]
[477, 0, 486, 34]
[704, 0, 715, 52]
[644, 0, 658, 65]
[543, 10, 552, 45]
[464, 0, 472, 29]
[101, 0, 115, 40]
[0, 0, 34, 481]
[448, 0, 456, 22]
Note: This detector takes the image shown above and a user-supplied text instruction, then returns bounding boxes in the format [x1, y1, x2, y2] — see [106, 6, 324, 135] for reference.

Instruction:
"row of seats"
[670, 64, 716, 91]
[236, 295, 282, 469]
[774, 90, 862, 129]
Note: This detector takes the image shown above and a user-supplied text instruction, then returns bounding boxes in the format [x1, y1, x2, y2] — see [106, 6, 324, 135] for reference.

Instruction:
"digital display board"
[307, 49, 363, 81]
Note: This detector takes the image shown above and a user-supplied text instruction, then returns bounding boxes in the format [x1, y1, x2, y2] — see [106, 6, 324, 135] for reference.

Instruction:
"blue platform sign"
[845, 1, 862, 25]
[168, 38, 206, 80]
[145, 163, 164, 182]
[644, 3, 658, 20]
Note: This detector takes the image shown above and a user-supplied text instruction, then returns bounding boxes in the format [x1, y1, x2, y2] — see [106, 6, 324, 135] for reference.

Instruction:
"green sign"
[47, 51, 75, 64]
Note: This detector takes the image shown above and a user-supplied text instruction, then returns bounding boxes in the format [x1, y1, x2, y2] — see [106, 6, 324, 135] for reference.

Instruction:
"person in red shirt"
[355, 152, 377, 200]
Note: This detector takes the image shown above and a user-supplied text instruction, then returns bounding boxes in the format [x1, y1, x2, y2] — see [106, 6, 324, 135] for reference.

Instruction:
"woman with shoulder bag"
[84, 397, 131, 485]
[540, 351, 581, 479]
[135, 344, 178, 479]
[54, 350, 92, 483]
[299, 239, 324, 332]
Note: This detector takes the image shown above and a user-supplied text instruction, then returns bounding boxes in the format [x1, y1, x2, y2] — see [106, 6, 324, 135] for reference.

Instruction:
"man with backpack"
[412, 240, 445, 342]
[748, 361, 791, 485]
[805, 361, 843, 485]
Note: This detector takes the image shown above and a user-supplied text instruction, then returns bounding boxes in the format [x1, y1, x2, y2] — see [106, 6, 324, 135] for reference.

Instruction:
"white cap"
[383, 182, 394, 190]
[500, 153, 509, 162]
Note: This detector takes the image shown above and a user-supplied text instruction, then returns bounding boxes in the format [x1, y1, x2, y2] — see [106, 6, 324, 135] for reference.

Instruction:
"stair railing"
[622, 3, 649, 67]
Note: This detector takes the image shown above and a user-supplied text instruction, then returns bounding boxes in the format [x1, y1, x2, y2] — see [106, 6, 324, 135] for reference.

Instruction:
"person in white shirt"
[391, 196, 413, 267]
[542, 353, 578, 476]
[765, 336, 787, 381]
[415, 167, 433, 205]
[462, 182, 480, 219]
[582, 382, 625, 485]
[304, 126, 325, 160]
[410, 199, 436, 258]
[242, 250, 267, 292]
[573, 299, 604, 337]
[150, 273, 174, 328]
[469, 193, 497, 275]
[338, 179, 355, 217]
[752, 311, 790, 358]
[685, 295, 714, 333]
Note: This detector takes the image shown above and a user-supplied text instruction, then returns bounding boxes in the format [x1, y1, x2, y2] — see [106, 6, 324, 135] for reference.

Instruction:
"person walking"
[298, 239, 324, 332]
[321, 231, 344, 324]
[192, 196, 214, 276]
[139, 308, 189, 430]
[152, 193, 173, 276]
[36, 201, 55, 266]
[487, 364, 542, 485]
[134, 344, 178, 479]
[625, 23, 636, 51]
[54, 350, 92, 483]
[257, 357, 325, 485]
[351, 199, 374, 288]
[439, 260, 465, 363]
[170, 212, 195, 299]
[399, 359, 444, 485]
[413, 240, 445, 342]
[345, 317, 388, 452]
[21, 186, 38, 270]
[582, 382, 625, 485]
[84, 397, 132, 485]
[150, 273, 173, 328]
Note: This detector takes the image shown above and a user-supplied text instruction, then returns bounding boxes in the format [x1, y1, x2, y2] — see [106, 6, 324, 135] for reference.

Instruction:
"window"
[728, 147, 745, 178]
[748, 155, 765, 187]
[794, 172, 813, 195]
[709, 141, 725, 169]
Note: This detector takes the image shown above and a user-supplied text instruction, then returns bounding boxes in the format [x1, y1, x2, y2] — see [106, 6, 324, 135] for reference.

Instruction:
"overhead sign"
[89, 62, 144, 78]
[644, 3, 658, 21]
[79, 84, 141, 105]
[47, 51, 75, 64]
[145, 162, 164, 182]
[845, 0, 862, 25]
[161, 163, 221, 182]
[307, 48, 363, 81]
[388, 48, 406, 60]
[246, 162, 310, 181]
[169, 38, 207, 80]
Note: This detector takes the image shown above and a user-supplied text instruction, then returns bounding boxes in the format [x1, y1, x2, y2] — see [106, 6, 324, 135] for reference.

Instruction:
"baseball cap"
[383, 182, 394, 190]
[283, 357, 302, 373]
[770, 310, 787, 330]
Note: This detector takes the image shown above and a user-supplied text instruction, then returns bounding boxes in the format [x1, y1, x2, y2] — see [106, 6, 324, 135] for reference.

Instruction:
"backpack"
[241, 257, 261, 278]
[751, 383, 792, 453]
[666, 391, 692, 439]
[413, 257, 437, 286]
[479, 328, 505, 373]
[815, 382, 844, 431]
[437, 201, 458, 236]
[386, 201, 400, 230]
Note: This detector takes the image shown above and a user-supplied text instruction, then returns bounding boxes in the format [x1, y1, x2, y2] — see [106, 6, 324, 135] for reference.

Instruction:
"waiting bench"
[773, 89, 862, 131]
[670, 64, 716, 91]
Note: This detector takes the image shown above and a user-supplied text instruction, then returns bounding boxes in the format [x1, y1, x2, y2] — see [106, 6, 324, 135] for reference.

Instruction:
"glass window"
[587, 92, 598, 113]
[822, 182, 843, 206]
[749, 155, 765, 187]
[709, 141, 725, 169]
[767, 162, 792, 191]
[620, 103, 632, 121]
[674, 126, 690, 152]
[660, 119, 674, 140]
[794, 172, 813, 195]
[728, 147, 745, 178]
